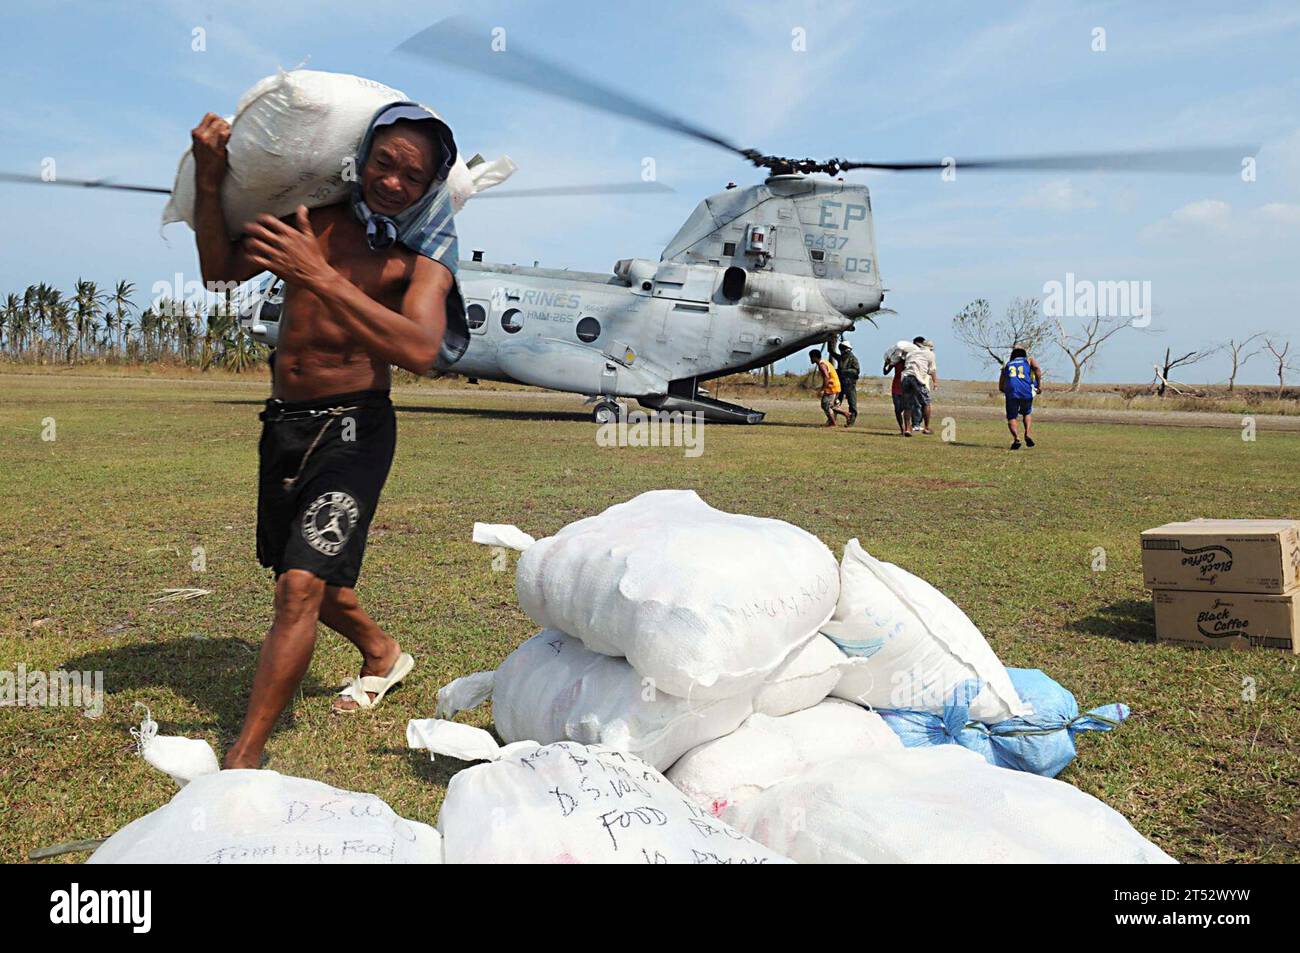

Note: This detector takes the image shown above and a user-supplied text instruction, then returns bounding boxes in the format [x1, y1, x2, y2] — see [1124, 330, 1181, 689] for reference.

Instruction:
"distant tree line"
[0, 280, 265, 371]
[953, 297, 1294, 398]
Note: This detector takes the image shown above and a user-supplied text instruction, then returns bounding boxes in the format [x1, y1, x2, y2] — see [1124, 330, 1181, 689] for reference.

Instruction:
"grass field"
[2, 370, 1298, 864]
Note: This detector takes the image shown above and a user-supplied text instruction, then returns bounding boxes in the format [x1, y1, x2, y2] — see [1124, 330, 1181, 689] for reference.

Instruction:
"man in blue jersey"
[998, 346, 1042, 450]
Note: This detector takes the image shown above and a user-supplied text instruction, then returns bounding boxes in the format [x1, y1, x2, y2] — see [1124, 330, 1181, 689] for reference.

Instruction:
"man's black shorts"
[256, 389, 395, 588]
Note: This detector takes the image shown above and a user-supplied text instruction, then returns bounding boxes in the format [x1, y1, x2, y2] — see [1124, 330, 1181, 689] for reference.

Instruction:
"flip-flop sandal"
[332, 652, 415, 714]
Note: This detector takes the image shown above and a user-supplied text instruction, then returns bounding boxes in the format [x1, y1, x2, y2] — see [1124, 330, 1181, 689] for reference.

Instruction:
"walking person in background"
[831, 338, 860, 426]
[999, 345, 1042, 450]
[883, 343, 910, 435]
[901, 336, 937, 436]
[809, 348, 842, 427]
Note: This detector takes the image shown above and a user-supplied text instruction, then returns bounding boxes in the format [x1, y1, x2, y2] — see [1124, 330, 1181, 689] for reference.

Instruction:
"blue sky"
[2, 0, 1298, 384]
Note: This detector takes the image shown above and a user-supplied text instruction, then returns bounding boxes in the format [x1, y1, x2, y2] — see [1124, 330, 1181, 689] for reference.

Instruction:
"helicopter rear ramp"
[638, 393, 765, 424]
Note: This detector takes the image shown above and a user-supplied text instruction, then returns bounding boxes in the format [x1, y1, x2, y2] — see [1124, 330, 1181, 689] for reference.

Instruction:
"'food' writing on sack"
[738, 574, 833, 620]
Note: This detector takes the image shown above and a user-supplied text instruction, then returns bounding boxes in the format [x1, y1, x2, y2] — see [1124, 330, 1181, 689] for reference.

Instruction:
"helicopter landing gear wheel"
[592, 399, 622, 424]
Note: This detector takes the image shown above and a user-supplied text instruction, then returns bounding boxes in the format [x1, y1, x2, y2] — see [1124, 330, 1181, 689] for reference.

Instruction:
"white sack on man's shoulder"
[163, 68, 515, 238]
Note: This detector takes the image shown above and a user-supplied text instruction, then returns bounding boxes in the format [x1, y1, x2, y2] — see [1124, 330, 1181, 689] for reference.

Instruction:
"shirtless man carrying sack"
[191, 102, 468, 768]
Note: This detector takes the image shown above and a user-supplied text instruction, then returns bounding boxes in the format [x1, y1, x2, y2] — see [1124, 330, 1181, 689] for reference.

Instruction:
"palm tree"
[0, 293, 19, 356]
[48, 294, 73, 364]
[29, 283, 56, 361]
[180, 299, 198, 364]
[19, 286, 40, 357]
[110, 280, 136, 360]
[72, 279, 105, 363]
[138, 306, 159, 362]
[154, 296, 177, 361]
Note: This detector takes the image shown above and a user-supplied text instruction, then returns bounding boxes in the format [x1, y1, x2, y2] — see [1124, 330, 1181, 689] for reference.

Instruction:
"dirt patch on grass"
[1198, 793, 1300, 858]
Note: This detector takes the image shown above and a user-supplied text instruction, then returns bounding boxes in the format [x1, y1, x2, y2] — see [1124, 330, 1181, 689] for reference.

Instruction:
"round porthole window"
[466, 303, 487, 329]
[575, 316, 601, 343]
[501, 308, 523, 333]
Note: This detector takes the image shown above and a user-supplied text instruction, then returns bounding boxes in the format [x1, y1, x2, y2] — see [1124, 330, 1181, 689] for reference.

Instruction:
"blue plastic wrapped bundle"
[876, 668, 1129, 777]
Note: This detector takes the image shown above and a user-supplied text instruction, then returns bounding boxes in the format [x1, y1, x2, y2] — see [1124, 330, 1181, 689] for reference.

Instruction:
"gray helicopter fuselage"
[246, 175, 884, 416]
[451, 175, 883, 398]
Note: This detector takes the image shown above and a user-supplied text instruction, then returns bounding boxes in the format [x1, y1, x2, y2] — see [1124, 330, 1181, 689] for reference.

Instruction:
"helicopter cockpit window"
[575, 316, 601, 343]
[256, 279, 284, 323]
[466, 303, 487, 329]
[809, 249, 826, 262]
[501, 308, 523, 333]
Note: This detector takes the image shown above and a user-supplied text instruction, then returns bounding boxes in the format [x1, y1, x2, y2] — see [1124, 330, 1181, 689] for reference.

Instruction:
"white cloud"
[1017, 179, 1098, 211]
[1259, 202, 1300, 225]
[1141, 197, 1300, 242]
[1171, 198, 1232, 226]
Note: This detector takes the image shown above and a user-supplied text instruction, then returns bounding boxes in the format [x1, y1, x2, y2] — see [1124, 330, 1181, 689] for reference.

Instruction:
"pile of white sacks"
[413, 489, 1174, 864]
[90, 490, 1173, 864]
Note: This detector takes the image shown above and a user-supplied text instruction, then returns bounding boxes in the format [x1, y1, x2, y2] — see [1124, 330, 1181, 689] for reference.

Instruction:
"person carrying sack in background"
[901, 336, 937, 436]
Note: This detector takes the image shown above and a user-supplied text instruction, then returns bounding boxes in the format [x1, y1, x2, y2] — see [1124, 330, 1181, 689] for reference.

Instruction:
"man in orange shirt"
[809, 348, 842, 427]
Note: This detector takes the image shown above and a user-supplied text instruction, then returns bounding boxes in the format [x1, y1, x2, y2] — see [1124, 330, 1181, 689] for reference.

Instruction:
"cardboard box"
[1141, 518, 1300, 593]
[1153, 588, 1299, 652]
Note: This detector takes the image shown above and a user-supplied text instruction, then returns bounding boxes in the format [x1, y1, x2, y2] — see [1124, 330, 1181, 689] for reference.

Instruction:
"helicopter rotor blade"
[838, 146, 1253, 175]
[1, 170, 671, 202]
[395, 17, 757, 163]
[469, 180, 674, 199]
[0, 171, 172, 194]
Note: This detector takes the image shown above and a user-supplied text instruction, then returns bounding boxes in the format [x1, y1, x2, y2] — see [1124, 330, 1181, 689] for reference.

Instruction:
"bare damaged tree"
[1154, 345, 1217, 397]
[1265, 338, 1293, 399]
[1225, 333, 1265, 392]
[1053, 314, 1130, 392]
[953, 297, 1052, 369]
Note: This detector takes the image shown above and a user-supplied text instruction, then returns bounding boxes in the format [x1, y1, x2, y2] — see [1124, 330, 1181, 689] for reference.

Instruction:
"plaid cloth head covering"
[351, 101, 468, 365]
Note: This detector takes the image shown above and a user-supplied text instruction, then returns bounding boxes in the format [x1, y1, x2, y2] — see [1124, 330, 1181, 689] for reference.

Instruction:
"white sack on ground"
[514, 490, 840, 701]
[88, 770, 443, 864]
[435, 740, 790, 864]
[667, 699, 901, 819]
[729, 745, 1176, 864]
[163, 69, 515, 237]
[492, 630, 752, 771]
[753, 635, 850, 717]
[823, 538, 1027, 722]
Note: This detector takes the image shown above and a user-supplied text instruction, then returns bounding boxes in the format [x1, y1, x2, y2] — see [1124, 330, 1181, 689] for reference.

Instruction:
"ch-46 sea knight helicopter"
[1, 17, 1250, 423]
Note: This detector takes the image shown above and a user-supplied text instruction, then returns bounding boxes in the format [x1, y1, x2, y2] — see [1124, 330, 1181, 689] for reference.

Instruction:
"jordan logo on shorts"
[302, 491, 361, 556]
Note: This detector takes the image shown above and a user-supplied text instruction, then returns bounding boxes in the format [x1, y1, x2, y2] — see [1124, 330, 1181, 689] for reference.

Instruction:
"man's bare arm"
[191, 113, 263, 286]
[316, 257, 449, 374]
